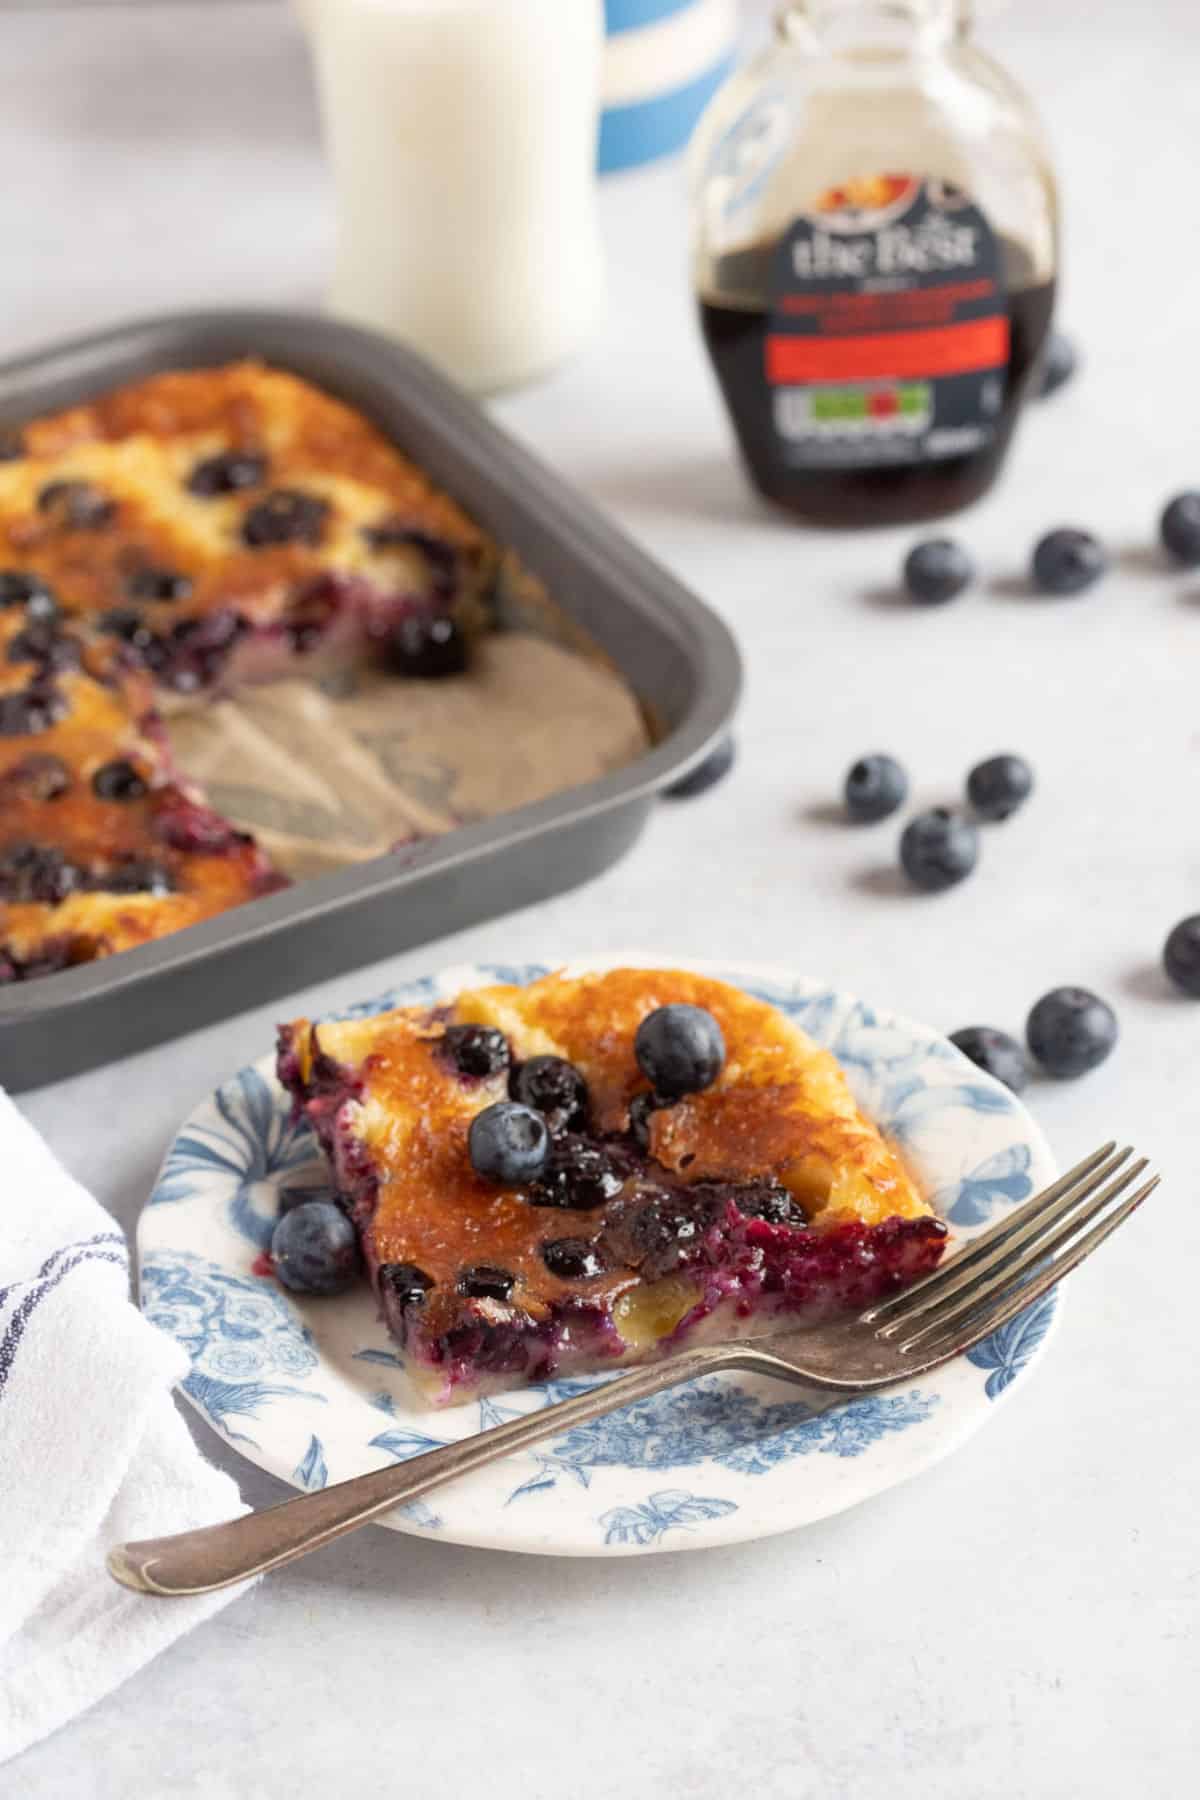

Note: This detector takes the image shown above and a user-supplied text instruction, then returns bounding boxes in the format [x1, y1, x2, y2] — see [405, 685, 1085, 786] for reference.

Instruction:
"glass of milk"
[298, 0, 607, 394]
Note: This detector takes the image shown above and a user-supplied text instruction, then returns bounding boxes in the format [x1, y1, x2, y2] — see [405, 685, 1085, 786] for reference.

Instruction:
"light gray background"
[4, 2, 1198, 1795]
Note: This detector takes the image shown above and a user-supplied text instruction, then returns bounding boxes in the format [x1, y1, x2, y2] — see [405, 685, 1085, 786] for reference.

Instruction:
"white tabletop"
[6, 2, 1197, 1794]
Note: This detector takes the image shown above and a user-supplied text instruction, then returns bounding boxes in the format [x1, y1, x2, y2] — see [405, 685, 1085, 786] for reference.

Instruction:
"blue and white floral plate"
[138, 954, 1059, 1557]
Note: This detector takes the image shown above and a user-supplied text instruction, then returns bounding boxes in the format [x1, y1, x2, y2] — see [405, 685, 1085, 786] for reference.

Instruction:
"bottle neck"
[776, 1, 957, 55]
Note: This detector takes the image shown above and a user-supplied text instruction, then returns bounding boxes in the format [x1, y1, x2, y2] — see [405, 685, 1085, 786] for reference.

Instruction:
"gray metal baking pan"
[0, 311, 741, 1091]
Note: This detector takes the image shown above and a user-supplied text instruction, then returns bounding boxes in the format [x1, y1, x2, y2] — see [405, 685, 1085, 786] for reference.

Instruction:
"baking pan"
[0, 311, 741, 1091]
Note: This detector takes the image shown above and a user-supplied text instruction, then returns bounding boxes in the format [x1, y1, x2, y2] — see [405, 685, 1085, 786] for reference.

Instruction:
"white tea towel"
[0, 1090, 250, 1766]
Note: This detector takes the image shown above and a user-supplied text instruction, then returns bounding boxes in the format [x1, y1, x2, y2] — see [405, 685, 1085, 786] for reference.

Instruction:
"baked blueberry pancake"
[0, 605, 283, 980]
[277, 967, 946, 1405]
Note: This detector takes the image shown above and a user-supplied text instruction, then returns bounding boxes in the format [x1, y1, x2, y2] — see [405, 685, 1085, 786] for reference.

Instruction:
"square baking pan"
[0, 311, 741, 1091]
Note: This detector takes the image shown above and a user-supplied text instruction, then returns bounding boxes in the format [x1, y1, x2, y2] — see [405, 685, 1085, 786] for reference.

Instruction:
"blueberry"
[844, 753, 908, 824]
[98, 607, 158, 649]
[0, 841, 80, 904]
[0, 570, 56, 612]
[531, 1136, 630, 1210]
[1026, 987, 1118, 1078]
[125, 564, 193, 605]
[468, 1101, 550, 1184]
[1163, 915, 1200, 997]
[271, 1200, 360, 1294]
[903, 538, 974, 605]
[457, 1264, 515, 1302]
[379, 1261, 435, 1309]
[948, 1027, 1029, 1094]
[187, 450, 268, 497]
[627, 1092, 657, 1152]
[899, 808, 979, 892]
[92, 758, 148, 802]
[98, 857, 174, 896]
[363, 520, 458, 584]
[614, 1189, 724, 1280]
[0, 685, 67, 736]
[442, 1023, 510, 1079]
[664, 735, 736, 801]
[36, 480, 116, 531]
[1036, 332, 1078, 400]
[966, 754, 1034, 822]
[541, 1237, 605, 1281]
[721, 1181, 805, 1225]
[509, 1055, 589, 1131]
[241, 488, 330, 548]
[2, 752, 71, 802]
[1031, 529, 1107, 596]
[388, 612, 468, 679]
[6, 621, 80, 673]
[1159, 492, 1200, 567]
[634, 1004, 725, 1101]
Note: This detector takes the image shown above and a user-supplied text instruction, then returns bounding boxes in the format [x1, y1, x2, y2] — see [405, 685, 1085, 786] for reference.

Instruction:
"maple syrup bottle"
[691, 0, 1058, 525]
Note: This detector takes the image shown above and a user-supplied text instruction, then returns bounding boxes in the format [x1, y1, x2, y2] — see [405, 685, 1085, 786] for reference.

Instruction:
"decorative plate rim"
[138, 952, 1061, 1557]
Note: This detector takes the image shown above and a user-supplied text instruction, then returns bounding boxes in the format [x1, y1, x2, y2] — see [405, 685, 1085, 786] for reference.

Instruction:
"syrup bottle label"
[766, 175, 1008, 470]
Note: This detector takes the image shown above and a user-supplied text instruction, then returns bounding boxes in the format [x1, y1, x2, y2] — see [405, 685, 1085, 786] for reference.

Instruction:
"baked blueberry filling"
[36, 480, 116, 531]
[241, 488, 330, 548]
[186, 450, 269, 496]
[441, 1023, 511, 1079]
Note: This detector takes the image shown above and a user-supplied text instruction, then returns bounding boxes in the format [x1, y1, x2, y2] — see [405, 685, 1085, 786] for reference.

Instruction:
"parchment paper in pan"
[166, 632, 651, 881]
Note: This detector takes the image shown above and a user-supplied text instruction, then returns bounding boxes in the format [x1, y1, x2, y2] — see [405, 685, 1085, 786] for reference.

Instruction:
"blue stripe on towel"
[598, 53, 734, 174]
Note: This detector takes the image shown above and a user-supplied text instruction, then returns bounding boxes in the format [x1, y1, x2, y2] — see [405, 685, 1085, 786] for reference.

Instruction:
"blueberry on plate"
[468, 1101, 551, 1184]
[664, 735, 736, 800]
[541, 1237, 605, 1281]
[899, 808, 979, 892]
[441, 1023, 510, 1079]
[531, 1137, 629, 1210]
[844, 752, 908, 823]
[241, 488, 330, 549]
[1163, 915, 1200, 996]
[635, 1004, 725, 1101]
[1026, 986, 1118, 1078]
[948, 1026, 1029, 1094]
[91, 758, 148, 802]
[627, 1091, 657, 1152]
[966, 753, 1034, 822]
[389, 613, 468, 679]
[509, 1054, 589, 1131]
[902, 538, 974, 605]
[271, 1200, 360, 1294]
[379, 1262, 435, 1310]
[1035, 332, 1078, 400]
[1031, 528, 1107, 596]
[458, 1264, 516, 1302]
[1158, 492, 1200, 567]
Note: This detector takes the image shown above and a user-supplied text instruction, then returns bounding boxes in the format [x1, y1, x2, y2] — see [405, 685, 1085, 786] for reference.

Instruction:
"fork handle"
[109, 1341, 826, 1595]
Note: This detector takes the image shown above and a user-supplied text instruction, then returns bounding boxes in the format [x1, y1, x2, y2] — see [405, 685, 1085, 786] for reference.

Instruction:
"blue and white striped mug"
[600, 0, 739, 174]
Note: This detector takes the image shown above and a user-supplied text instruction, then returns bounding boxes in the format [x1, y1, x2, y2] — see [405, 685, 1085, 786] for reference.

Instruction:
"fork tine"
[866, 1141, 1124, 1327]
[897, 1157, 1150, 1350]
[908, 1174, 1159, 1360]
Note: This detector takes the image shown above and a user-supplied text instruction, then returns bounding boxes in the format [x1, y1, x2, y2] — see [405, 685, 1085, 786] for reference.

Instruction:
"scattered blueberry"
[0, 841, 80, 904]
[378, 1262, 435, 1309]
[2, 752, 71, 802]
[5, 621, 80, 673]
[903, 538, 974, 605]
[125, 564, 194, 605]
[271, 1200, 360, 1295]
[664, 735, 736, 800]
[186, 450, 268, 496]
[91, 758, 148, 802]
[36, 480, 116, 531]
[468, 1101, 550, 1185]
[388, 612, 468, 679]
[634, 1004, 726, 1101]
[457, 1264, 516, 1302]
[1035, 332, 1078, 400]
[532, 1137, 630, 1210]
[363, 520, 459, 585]
[0, 570, 56, 613]
[899, 808, 979, 892]
[627, 1092, 657, 1153]
[442, 1023, 510, 1079]
[509, 1055, 589, 1132]
[966, 754, 1034, 822]
[948, 1026, 1029, 1094]
[241, 488, 330, 549]
[1158, 492, 1200, 567]
[0, 685, 67, 736]
[1031, 528, 1107, 596]
[98, 856, 174, 896]
[1026, 986, 1118, 1078]
[721, 1181, 804, 1226]
[1163, 915, 1200, 997]
[98, 607, 158, 651]
[541, 1237, 605, 1281]
[617, 1189, 724, 1280]
[844, 753, 908, 824]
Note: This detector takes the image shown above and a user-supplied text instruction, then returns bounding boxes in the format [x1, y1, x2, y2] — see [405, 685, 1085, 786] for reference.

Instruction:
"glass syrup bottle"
[690, 0, 1058, 525]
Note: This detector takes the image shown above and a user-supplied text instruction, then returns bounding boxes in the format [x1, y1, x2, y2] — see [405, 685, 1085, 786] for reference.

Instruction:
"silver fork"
[109, 1142, 1156, 1596]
